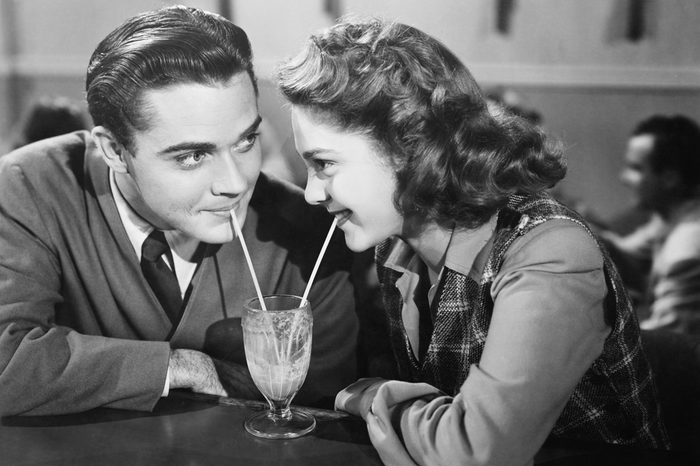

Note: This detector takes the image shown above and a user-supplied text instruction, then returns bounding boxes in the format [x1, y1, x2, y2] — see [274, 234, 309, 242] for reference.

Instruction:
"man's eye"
[176, 151, 208, 168]
[233, 132, 260, 153]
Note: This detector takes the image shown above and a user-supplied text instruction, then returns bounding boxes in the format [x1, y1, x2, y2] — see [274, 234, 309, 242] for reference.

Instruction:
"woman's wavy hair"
[86, 5, 257, 152]
[278, 17, 566, 229]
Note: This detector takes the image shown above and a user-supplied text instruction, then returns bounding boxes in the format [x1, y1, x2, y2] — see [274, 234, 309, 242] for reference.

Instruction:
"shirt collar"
[110, 169, 152, 261]
[382, 213, 498, 278]
[444, 214, 498, 276]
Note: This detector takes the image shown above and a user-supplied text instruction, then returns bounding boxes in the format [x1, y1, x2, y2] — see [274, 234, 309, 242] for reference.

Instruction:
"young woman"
[278, 17, 669, 465]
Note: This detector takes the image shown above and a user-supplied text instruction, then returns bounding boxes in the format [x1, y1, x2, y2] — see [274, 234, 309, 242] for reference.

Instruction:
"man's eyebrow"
[157, 141, 217, 156]
[241, 115, 263, 137]
[156, 115, 263, 156]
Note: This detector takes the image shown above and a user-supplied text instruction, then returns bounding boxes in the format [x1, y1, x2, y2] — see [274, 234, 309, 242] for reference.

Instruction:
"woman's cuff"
[335, 377, 387, 419]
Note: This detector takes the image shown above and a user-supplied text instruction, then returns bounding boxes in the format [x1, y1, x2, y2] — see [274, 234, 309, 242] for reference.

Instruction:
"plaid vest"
[376, 193, 669, 449]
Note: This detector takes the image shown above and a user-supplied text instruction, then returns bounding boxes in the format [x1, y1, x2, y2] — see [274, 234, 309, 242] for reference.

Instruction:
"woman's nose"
[304, 173, 329, 205]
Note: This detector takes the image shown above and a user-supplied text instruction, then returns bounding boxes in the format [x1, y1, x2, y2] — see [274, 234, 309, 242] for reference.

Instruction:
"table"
[1, 391, 381, 466]
[1, 391, 692, 465]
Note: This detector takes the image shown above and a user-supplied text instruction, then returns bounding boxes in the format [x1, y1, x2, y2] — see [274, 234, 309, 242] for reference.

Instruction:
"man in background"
[600, 114, 700, 333]
[10, 95, 89, 150]
[0, 5, 358, 416]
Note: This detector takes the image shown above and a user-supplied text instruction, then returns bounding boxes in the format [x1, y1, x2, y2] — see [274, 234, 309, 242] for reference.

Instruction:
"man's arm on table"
[0, 166, 220, 416]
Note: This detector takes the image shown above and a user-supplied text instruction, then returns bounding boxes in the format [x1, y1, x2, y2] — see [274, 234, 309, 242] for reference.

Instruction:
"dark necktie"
[141, 230, 183, 324]
[415, 267, 435, 362]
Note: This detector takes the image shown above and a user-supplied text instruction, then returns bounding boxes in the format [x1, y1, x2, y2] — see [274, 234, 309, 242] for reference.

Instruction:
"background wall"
[1, 0, 699, 223]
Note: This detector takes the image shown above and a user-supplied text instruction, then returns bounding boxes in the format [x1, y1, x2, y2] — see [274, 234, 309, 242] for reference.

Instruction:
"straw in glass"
[230, 210, 266, 311]
[285, 218, 338, 361]
[301, 217, 338, 302]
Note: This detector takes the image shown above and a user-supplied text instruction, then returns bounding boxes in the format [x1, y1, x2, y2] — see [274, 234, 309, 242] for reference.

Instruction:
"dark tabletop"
[1, 391, 690, 466]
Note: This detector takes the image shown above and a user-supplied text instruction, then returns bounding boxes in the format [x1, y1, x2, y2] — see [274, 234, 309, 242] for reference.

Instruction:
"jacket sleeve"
[0, 162, 170, 416]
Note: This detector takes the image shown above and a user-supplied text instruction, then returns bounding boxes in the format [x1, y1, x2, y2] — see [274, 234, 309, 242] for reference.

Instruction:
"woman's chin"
[342, 230, 380, 253]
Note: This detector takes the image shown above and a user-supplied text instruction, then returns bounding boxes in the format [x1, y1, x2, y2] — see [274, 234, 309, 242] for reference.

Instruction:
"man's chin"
[205, 231, 236, 244]
[185, 224, 235, 245]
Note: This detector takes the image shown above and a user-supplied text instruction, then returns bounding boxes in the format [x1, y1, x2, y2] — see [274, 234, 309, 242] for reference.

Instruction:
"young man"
[601, 115, 700, 333]
[0, 6, 358, 416]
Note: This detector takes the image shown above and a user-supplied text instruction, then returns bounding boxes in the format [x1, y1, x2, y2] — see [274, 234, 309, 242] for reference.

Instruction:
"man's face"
[620, 134, 666, 211]
[118, 73, 262, 243]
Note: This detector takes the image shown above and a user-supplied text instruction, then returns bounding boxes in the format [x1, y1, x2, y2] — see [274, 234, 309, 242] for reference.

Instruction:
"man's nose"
[619, 168, 636, 188]
[212, 154, 247, 196]
[304, 173, 328, 205]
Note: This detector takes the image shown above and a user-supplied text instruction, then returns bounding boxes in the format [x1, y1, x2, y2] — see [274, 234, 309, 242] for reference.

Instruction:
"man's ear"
[92, 126, 129, 173]
[660, 169, 681, 191]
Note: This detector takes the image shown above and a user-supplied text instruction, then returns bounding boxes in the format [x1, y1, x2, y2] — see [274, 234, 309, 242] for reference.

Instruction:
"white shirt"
[109, 170, 199, 396]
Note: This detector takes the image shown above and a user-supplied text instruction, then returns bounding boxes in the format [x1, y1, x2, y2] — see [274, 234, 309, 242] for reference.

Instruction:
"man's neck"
[114, 171, 170, 231]
[165, 231, 204, 263]
[112, 170, 201, 262]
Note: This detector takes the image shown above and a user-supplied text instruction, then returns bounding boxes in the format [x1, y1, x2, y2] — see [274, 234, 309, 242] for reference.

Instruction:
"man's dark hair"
[633, 114, 700, 198]
[86, 5, 257, 151]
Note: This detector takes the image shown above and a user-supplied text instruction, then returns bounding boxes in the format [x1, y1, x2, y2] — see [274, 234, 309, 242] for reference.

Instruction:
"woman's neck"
[402, 220, 453, 279]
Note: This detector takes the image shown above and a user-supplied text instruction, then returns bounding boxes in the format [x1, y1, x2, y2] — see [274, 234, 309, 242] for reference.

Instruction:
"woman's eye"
[233, 132, 260, 153]
[313, 159, 333, 171]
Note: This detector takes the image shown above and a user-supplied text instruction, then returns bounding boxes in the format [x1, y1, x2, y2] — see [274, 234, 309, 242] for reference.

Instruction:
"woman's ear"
[92, 126, 129, 173]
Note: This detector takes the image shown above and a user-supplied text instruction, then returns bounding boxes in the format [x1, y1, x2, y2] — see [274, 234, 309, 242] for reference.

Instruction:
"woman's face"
[291, 106, 404, 252]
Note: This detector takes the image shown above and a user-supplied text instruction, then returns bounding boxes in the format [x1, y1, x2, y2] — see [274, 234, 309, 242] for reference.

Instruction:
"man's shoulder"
[662, 204, 700, 259]
[0, 130, 93, 178]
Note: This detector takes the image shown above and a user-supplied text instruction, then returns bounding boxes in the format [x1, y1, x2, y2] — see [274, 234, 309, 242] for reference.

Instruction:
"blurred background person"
[486, 87, 543, 126]
[600, 114, 700, 333]
[10, 95, 89, 150]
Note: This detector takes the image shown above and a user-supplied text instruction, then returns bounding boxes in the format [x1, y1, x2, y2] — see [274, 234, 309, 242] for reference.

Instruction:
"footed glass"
[242, 294, 315, 439]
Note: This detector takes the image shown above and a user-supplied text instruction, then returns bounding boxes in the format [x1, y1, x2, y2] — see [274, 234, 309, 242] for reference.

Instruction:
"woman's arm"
[337, 220, 610, 465]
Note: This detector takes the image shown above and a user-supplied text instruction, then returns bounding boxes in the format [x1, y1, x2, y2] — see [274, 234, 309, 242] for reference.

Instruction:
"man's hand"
[211, 358, 263, 400]
[168, 349, 227, 397]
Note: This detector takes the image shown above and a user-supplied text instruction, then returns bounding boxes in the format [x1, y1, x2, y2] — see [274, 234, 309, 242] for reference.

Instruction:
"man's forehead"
[141, 74, 256, 109]
[627, 134, 655, 160]
[133, 75, 259, 143]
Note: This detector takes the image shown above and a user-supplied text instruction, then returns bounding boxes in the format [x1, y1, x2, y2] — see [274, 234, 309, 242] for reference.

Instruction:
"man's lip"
[207, 206, 237, 215]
